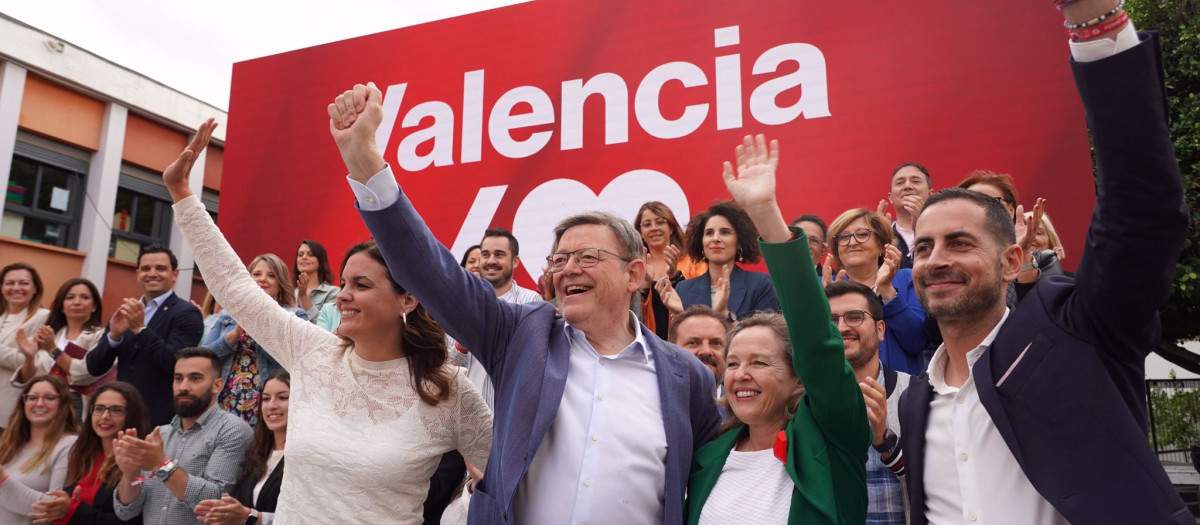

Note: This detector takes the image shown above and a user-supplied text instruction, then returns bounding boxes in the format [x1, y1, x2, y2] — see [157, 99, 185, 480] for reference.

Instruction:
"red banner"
[223, 0, 1092, 285]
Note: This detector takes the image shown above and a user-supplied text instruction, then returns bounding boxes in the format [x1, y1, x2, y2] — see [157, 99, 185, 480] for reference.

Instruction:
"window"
[2, 142, 87, 248]
[109, 167, 173, 263]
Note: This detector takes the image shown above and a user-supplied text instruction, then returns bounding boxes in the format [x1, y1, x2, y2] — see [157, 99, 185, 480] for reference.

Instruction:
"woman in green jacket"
[687, 135, 871, 524]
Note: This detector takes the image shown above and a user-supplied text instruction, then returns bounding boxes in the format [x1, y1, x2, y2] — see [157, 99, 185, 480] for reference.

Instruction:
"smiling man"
[328, 82, 719, 525]
[886, 163, 932, 270]
[898, 3, 1191, 523]
[87, 243, 204, 425]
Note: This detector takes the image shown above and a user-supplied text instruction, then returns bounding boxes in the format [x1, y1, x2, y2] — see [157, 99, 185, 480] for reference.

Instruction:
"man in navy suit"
[898, 2, 1191, 523]
[327, 83, 721, 524]
[87, 244, 204, 426]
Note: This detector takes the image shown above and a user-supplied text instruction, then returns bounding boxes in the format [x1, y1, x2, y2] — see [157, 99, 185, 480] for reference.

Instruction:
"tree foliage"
[1148, 374, 1200, 450]
[1125, 0, 1200, 342]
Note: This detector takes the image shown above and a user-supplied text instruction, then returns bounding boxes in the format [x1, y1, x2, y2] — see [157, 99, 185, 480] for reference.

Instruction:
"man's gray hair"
[552, 211, 645, 262]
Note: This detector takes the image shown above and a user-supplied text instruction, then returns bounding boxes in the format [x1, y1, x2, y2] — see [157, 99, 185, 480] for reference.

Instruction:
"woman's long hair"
[240, 370, 289, 482]
[0, 376, 78, 473]
[249, 254, 296, 308]
[342, 241, 452, 406]
[65, 382, 149, 486]
[293, 240, 335, 286]
[0, 262, 44, 321]
[635, 201, 687, 249]
[47, 278, 104, 333]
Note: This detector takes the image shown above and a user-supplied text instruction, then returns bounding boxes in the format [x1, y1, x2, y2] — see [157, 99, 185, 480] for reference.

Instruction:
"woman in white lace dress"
[164, 120, 492, 525]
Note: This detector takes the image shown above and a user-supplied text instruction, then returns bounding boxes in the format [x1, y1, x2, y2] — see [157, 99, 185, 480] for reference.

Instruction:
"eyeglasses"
[807, 237, 825, 248]
[832, 310, 875, 327]
[23, 394, 60, 404]
[834, 228, 875, 246]
[92, 404, 127, 416]
[639, 218, 669, 230]
[546, 248, 632, 273]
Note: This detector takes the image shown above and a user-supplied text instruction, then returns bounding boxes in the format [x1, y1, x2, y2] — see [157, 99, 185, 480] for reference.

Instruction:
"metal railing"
[1147, 379, 1200, 458]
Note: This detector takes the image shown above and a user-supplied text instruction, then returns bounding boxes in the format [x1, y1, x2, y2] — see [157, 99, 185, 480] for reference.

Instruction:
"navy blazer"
[675, 265, 779, 320]
[898, 34, 1191, 524]
[359, 196, 721, 525]
[86, 292, 204, 426]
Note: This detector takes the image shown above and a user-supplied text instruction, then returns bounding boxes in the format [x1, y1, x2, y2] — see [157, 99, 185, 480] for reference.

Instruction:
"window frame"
[2, 141, 88, 249]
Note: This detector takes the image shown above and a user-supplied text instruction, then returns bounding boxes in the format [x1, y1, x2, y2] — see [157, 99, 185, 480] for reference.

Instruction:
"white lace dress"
[174, 196, 492, 524]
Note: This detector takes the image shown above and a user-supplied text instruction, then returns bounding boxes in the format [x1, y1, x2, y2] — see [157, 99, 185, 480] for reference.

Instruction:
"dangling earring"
[736, 248, 744, 263]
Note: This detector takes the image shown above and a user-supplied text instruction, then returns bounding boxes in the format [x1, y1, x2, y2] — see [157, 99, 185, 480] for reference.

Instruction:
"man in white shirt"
[478, 228, 543, 304]
[898, 3, 1192, 523]
[328, 82, 720, 525]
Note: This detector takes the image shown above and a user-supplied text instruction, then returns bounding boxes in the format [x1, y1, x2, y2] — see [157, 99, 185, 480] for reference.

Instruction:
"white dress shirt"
[923, 308, 1068, 525]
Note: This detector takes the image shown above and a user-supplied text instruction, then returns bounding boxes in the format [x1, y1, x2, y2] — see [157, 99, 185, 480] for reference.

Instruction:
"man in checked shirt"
[112, 347, 253, 524]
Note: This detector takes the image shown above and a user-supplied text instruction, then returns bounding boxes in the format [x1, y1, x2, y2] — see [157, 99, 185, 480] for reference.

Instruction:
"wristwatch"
[246, 508, 260, 525]
[154, 459, 178, 482]
[873, 429, 898, 455]
[48, 347, 63, 360]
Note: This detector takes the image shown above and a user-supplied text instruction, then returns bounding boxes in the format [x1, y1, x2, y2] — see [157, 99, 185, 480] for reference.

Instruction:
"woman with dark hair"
[195, 370, 289, 525]
[162, 119, 491, 523]
[661, 201, 779, 323]
[201, 254, 306, 426]
[634, 201, 706, 339]
[823, 208, 926, 375]
[1, 262, 51, 426]
[293, 240, 340, 323]
[35, 382, 149, 525]
[12, 278, 111, 420]
[458, 245, 482, 277]
[0, 375, 78, 525]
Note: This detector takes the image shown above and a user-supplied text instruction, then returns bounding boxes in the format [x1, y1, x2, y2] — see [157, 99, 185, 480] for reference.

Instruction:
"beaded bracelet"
[1069, 10, 1129, 40]
[1064, 0, 1125, 29]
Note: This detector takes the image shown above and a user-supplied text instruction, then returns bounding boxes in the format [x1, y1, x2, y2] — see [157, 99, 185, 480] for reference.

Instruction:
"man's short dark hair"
[917, 187, 1017, 247]
[176, 347, 221, 376]
[668, 305, 729, 344]
[893, 161, 932, 187]
[482, 228, 520, 257]
[790, 214, 828, 242]
[824, 281, 883, 322]
[138, 243, 179, 270]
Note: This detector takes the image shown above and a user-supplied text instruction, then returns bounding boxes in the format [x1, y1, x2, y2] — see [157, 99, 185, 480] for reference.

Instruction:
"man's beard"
[917, 267, 1003, 321]
[843, 335, 878, 371]
[175, 390, 214, 418]
[484, 265, 514, 289]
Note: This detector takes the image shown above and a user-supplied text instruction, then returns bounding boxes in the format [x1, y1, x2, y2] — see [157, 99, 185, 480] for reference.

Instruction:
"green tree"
[1125, 0, 1200, 343]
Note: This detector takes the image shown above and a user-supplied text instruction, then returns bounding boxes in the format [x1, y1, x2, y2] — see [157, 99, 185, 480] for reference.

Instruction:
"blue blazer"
[359, 197, 721, 525]
[898, 34, 1191, 524]
[675, 265, 779, 321]
[86, 292, 204, 426]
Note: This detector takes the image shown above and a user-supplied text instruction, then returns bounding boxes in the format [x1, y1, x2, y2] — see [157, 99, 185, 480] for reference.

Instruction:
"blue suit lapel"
[900, 375, 934, 525]
[647, 328, 688, 524]
[512, 321, 571, 502]
[727, 266, 748, 318]
[147, 294, 177, 334]
[974, 329, 1026, 465]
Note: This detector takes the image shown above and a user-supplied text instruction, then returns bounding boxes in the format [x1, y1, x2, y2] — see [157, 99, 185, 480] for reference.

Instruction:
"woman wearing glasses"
[0, 375, 78, 525]
[823, 209, 926, 375]
[662, 202, 780, 324]
[634, 202, 706, 339]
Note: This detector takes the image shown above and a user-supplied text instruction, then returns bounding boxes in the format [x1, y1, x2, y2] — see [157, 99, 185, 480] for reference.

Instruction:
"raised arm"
[1061, 4, 1187, 363]
[161, 120, 339, 370]
[328, 84, 532, 375]
[723, 134, 871, 449]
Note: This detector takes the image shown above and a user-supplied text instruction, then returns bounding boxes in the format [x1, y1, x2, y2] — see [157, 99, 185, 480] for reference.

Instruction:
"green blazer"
[687, 228, 870, 525]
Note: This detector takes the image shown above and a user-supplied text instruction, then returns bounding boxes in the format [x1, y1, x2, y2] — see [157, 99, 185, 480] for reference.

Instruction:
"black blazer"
[86, 293, 204, 425]
[234, 457, 284, 514]
[898, 33, 1191, 525]
[67, 479, 142, 525]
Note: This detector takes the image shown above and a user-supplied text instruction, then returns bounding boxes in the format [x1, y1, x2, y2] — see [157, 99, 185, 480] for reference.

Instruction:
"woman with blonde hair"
[201, 254, 307, 426]
[823, 208, 926, 375]
[0, 375, 78, 524]
[1, 263, 51, 427]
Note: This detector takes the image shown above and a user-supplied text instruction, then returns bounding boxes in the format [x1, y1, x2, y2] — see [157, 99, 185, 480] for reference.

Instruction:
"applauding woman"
[0, 376, 78, 525]
[293, 241, 340, 323]
[163, 119, 492, 524]
[195, 370, 290, 525]
[823, 209, 927, 375]
[635, 202, 706, 339]
[1, 263, 52, 425]
[688, 135, 869, 524]
[666, 202, 779, 323]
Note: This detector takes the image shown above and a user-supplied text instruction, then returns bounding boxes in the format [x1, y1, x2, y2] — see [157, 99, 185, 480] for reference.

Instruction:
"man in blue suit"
[898, 2, 1192, 523]
[326, 84, 721, 524]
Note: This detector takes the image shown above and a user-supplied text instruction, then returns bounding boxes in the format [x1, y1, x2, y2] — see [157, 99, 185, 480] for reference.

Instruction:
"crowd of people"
[0, 1, 1191, 523]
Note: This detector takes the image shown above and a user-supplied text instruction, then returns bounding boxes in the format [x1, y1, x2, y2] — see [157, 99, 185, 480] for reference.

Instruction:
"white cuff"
[346, 164, 400, 211]
[1069, 22, 1139, 63]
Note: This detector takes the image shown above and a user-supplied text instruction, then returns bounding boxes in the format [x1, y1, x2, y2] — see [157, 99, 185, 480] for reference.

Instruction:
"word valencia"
[377, 25, 831, 172]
